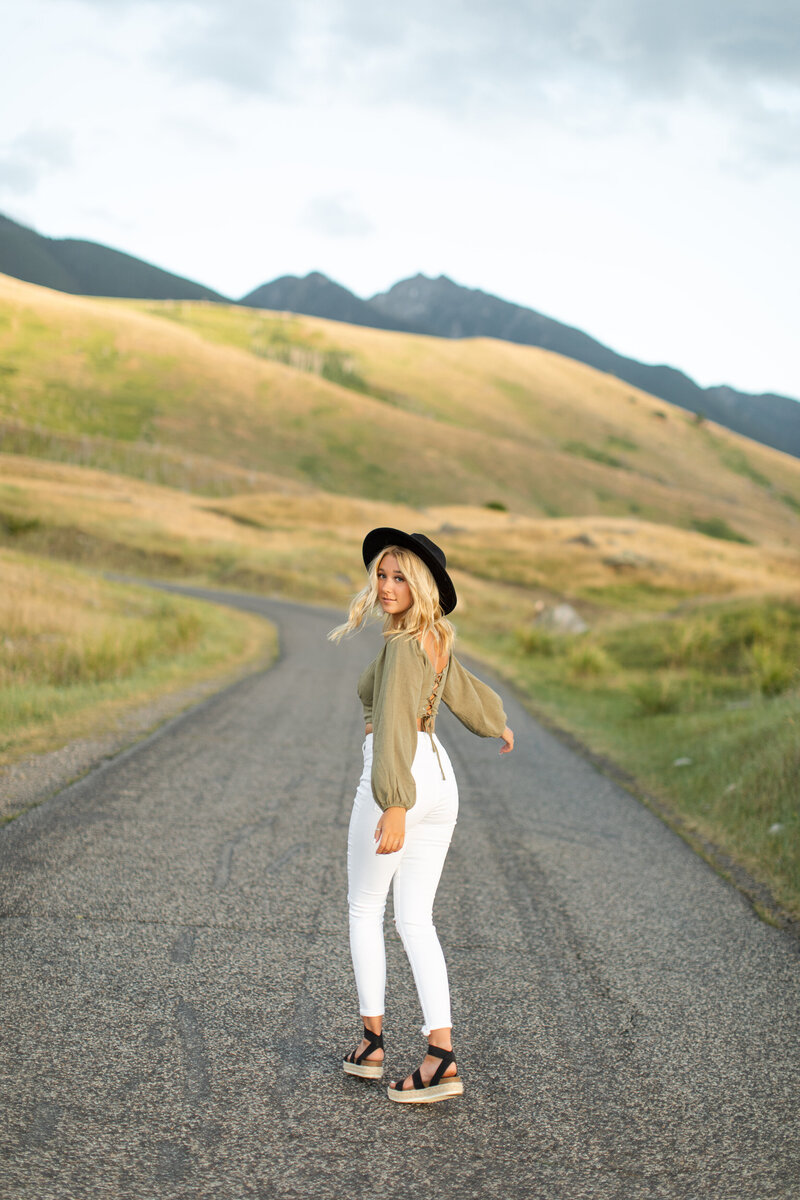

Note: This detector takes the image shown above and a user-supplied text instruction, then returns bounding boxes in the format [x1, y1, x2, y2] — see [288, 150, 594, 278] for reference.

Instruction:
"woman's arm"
[370, 637, 426, 852]
[441, 655, 509, 740]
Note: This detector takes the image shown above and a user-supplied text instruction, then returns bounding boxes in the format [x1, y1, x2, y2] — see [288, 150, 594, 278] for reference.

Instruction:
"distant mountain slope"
[244, 269, 800, 460]
[369, 274, 800, 459]
[241, 271, 418, 332]
[1, 206, 796, 459]
[3, 272, 800, 549]
[0, 213, 227, 302]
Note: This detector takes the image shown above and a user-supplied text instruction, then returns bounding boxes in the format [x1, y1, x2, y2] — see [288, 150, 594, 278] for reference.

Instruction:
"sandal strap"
[354, 1025, 384, 1064]
[388, 1046, 457, 1092]
[427, 1045, 456, 1087]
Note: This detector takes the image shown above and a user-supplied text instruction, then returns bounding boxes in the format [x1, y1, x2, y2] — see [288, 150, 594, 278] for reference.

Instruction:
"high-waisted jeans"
[347, 731, 459, 1036]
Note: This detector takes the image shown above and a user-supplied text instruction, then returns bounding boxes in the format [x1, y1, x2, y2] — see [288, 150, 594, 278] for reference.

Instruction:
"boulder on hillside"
[534, 602, 589, 635]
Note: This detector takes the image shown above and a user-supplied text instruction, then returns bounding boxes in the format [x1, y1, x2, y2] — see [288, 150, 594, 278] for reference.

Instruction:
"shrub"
[484, 500, 508, 512]
[750, 645, 797, 697]
[567, 642, 612, 677]
[0, 510, 42, 536]
[630, 676, 683, 715]
[515, 627, 558, 657]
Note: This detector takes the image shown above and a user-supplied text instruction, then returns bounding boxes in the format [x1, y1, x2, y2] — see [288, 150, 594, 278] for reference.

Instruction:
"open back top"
[357, 634, 507, 812]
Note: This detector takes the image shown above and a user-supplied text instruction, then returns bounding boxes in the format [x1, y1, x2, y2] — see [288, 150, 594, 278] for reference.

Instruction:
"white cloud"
[302, 194, 374, 237]
[0, 127, 73, 197]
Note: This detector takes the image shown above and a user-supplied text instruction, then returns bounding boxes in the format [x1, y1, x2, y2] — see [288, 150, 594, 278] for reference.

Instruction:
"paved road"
[1, 588, 798, 1200]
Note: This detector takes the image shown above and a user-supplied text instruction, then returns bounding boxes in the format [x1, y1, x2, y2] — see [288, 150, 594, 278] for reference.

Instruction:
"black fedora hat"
[362, 528, 457, 615]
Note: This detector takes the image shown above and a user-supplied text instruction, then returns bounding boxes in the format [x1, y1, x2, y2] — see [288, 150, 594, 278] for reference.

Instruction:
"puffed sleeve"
[441, 654, 507, 737]
[370, 637, 425, 811]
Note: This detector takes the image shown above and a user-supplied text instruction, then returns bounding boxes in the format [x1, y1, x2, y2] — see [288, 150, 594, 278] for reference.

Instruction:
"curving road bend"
[1, 587, 798, 1200]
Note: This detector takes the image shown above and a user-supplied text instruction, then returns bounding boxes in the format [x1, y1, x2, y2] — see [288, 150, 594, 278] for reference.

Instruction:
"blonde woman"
[329, 528, 514, 1103]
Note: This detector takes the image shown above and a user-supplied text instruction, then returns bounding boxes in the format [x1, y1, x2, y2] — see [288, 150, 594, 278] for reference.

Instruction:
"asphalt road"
[1, 587, 798, 1200]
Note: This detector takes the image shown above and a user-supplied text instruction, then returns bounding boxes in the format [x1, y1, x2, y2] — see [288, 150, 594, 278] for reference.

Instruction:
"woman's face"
[377, 553, 413, 620]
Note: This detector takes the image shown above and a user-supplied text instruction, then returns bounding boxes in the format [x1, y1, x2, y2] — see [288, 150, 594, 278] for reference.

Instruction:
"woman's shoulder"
[383, 632, 422, 660]
[381, 634, 431, 676]
[419, 629, 450, 674]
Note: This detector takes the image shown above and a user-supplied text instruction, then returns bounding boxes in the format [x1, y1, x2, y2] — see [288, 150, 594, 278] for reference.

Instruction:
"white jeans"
[347, 731, 459, 1036]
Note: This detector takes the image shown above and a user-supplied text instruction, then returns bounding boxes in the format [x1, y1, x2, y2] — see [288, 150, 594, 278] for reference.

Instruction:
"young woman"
[329, 528, 514, 1103]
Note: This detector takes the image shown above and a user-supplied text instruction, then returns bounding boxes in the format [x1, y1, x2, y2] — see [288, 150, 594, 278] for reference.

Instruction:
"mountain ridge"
[1, 210, 797, 459]
[0, 213, 226, 302]
[298, 270, 800, 459]
[241, 271, 420, 333]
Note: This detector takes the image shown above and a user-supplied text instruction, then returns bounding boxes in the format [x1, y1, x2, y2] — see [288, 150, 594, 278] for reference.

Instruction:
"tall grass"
[0, 548, 276, 770]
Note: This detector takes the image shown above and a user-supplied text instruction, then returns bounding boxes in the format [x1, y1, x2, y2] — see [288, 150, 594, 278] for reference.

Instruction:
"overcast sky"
[2, 0, 799, 398]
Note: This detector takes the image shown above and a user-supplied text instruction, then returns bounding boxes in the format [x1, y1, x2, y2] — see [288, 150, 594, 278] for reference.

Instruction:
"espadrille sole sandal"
[343, 1025, 384, 1080]
[343, 1058, 384, 1080]
[387, 1044, 463, 1103]
[387, 1074, 463, 1103]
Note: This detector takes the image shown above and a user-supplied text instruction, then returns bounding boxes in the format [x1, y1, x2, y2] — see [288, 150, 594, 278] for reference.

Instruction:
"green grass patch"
[466, 595, 800, 919]
[0, 303, 163, 441]
[719, 446, 773, 490]
[139, 302, 387, 401]
[606, 434, 638, 452]
[582, 580, 693, 610]
[691, 516, 752, 544]
[563, 441, 628, 469]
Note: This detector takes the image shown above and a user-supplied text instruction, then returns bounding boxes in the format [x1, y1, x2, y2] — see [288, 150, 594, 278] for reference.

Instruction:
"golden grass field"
[2, 272, 800, 543]
[1, 271, 799, 918]
[0, 544, 276, 777]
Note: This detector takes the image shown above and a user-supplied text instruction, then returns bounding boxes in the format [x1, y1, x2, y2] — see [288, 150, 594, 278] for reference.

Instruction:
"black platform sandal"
[343, 1026, 385, 1080]
[387, 1044, 463, 1103]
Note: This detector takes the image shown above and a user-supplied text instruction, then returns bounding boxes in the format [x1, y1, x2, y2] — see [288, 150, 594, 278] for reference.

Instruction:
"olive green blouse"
[357, 634, 507, 812]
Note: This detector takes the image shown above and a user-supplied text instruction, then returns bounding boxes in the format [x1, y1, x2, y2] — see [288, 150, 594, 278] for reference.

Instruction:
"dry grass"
[0, 545, 277, 768]
[129, 296, 800, 546]
[3, 458, 799, 627]
[2, 273, 800, 544]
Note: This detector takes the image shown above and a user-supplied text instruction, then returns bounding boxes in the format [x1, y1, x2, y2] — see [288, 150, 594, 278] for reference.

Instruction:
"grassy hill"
[2, 274, 800, 548]
[244, 270, 800, 460]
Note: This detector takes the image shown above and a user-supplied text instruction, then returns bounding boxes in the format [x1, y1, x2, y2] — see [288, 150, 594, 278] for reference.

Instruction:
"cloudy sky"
[2, 0, 799, 398]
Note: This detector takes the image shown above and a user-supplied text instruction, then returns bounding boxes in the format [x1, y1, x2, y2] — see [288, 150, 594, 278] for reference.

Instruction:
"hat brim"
[362, 527, 457, 616]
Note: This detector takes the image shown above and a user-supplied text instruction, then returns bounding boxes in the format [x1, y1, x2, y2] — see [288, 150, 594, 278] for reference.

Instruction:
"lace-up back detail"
[421, 669, 444, 729]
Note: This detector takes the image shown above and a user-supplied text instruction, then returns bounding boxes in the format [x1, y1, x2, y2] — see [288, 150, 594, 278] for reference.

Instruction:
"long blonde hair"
[328, 544, 455, 655]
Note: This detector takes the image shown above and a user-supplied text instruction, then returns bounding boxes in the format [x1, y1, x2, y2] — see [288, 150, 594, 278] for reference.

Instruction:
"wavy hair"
[328, 544, 455, 655]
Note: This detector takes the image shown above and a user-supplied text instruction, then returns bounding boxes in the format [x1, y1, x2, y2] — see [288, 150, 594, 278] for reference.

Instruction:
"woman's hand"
[499, 726, 514, 754]
[375, 806, 407, 854]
